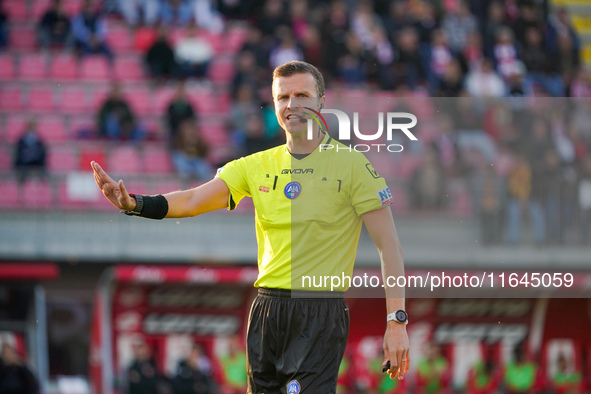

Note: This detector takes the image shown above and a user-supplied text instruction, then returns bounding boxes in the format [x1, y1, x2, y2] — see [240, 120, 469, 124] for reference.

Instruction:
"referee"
[92, 61, 409, 393]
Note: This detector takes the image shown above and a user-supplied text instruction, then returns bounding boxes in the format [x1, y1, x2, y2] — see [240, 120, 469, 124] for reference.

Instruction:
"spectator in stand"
[416, 344, 451, 394]
[219, 336, 246, 394]
[167, 83, 196, 146]
[269, 26, 304, 70]
[551, 353, 582, 392]
[578, 157, 591, 244]
[319, 0, 349, 77]
[555, 33, 580, 92]
[289, 0, 308, 43]
[521, 27, 564, 97]
[413, 1, 438, 49]
[408, 146, 447, 209]
[125, 338, 160, 394]
[462, 30, 484, 72]
[483, 1, 508, 58]
[465, 58, 506, 98]
[393, 27, 425, 90]
[301, 25, 322, 69]
[171, 119, 212, 181]
[14, 120, 47, 184]
[476, 165, 504, 246]
[230, 83, 261, 148]
[547, 7, 580, 57]
[174, 25, 214, 79]
[492, 27, 521, 82]
[512, 3, 541, 47]
[371, 27, 395, 90]
[336, 32, 368, 85]
[231, 51, 260, 99]
[118, 0, 160, 27]
[145, 27, 178, 81]
[172, 344, 214, 394]
[257, 0, 289, 39]
[193, 0, 224, 34]
[428, 29, 453, 92]
[243, 113, 283, 156]
[71, 0, 113, 62]
[0, 1, 7, 50]
[504, 345, 539, 393]
[350, 1, 382, 52]
[97, 83, 144, 141]
[159, 0, 194, 27]
[239, 26, 268, 70]
[382, 1, 411, 38]
[441, 0, 478, 54]
[437, 58, 464, 96]
[38, 0, 73, 50]
[0, 343, 38, 394]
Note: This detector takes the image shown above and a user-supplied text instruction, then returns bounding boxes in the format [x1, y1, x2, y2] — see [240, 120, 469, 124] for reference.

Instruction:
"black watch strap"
[124, 194, 143, 216]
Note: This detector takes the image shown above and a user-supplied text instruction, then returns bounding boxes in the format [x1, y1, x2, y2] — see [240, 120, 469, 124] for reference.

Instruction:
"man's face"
[273, 73, 324, 136]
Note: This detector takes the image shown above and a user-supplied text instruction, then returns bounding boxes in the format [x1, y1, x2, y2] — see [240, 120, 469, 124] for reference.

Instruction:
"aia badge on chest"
[287, 380, 301, 394]
[284, 181, 302, 199]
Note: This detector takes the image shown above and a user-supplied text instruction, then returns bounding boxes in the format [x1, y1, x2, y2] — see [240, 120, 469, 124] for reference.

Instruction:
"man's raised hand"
[91, 161, 136, 211]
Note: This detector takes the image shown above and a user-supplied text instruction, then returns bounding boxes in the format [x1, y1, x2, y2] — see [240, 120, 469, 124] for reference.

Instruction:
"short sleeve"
[216, 158, 251, 210]
[349, 154, 393, 216]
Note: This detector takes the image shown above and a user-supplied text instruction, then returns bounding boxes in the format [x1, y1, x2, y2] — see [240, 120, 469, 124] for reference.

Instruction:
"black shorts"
[246, 288, 350, 394]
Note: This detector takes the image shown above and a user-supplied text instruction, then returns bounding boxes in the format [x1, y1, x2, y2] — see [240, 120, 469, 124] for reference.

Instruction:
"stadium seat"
[28, 87, 55, 111]
[109, 145, 142, 174]
[9, 26, 37, 51]
[134, 27, 157, 52]
[4, 0, 29, 21]
[114, 57, 145, 81]
[153, 87, 175, 113]
[37, 115, 67, 141]
[50, 54, 79, 80]
[225, 27, 247, 52]
[0, 87, 24, 112]
[0, 54, 16, 80]
[126, 88, 152, 115]
[19, 54, 48, 80]
[79, 143, 106, 170]
[208, 60, 235, 84]
[143, 145, 172, 174]
[80, 57, 111, 81]
[31, 0, 49, 20]
[48, 145, 78, 173]
[0, 179, 20, 209]
[0, 146, 11, 170]
[107, 25, 134, 52]
[123, 179, 148, 195]
[69, 115, 96, 138]
[22, 180, 52, 209]
[60, 87, 90, 114]
[5, 116, 27, 142]
[150, 179, 182, 195]
[199, 122, 228, 145]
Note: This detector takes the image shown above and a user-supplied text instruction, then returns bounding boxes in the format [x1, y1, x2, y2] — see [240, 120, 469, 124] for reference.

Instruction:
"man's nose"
[287, 96, 302, 109]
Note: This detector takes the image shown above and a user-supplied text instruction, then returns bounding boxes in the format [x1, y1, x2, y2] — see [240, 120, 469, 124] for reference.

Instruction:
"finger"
[118, 180, 130, 202]
[93, 162, 115, 184]
[404, 351, 410, 374]
[398, 352, 407, 380]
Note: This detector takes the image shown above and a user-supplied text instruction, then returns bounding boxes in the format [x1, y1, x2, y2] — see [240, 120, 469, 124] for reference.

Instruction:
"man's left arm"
[362, 207, 410, 381]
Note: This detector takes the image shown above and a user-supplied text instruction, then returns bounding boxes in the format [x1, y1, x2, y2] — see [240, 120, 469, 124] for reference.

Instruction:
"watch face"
[396, 310, 407, 322]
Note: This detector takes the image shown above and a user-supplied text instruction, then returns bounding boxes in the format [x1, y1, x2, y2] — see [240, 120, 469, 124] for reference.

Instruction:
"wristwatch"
[124, 194, 143, 216]
[387, 310, 408, 325]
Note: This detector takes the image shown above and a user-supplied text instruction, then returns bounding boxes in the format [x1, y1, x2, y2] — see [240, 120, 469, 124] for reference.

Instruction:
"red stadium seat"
[151, 179, 182, 195]
[153, 87, 175, 113]
[134, 27, 157, 51]
[31, 0, 50, 20]
[0, 179, 20, 209]
[91, 87, 110, 110]
[50, 54, 79, 80]
[9, 26, 37, 51]
[80, 57, 111, 81]
[0, 54, 16, 80]
[114, 57, 145, 81]
[37, 115, 67, 141]
[48, 145, 78, 172]
[225, 27, 247, 52]
[19, 54, 48, 80]
[60, 87, 90, 113]
[28, 87, 55, 111]
[0, 87, 24, 112]
[4, 0, 29, 21]
[0, 146, 11, 170]
[126, 88, 152, 115]
[109, 145, 142, 174]
[199, 122, 228, 145]
[107, 25, 134, 52]
[208, 60, 234, 83]
[23, 180, 53, 209]
[79, 143, 106, 170]
[69, 115, 96, 138]
[5, 116, 27, 142]
[143, 145, 172, 174]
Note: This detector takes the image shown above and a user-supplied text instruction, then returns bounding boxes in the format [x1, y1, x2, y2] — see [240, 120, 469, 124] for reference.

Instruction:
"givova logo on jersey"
[287, 380, 301, 393]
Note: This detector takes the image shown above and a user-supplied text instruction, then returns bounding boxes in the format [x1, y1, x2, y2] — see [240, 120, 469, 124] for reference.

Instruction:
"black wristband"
[124, 194, 168, 220]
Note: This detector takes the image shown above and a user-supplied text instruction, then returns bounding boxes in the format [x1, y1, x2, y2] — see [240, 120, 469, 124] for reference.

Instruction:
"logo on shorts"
[377, 187, 394, 207]
[287, 380, 301, 394]
[284, 182, 302, 200]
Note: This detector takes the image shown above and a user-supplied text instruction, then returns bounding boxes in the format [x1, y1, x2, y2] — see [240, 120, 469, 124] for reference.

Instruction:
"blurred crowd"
[4, 0, 591, 245]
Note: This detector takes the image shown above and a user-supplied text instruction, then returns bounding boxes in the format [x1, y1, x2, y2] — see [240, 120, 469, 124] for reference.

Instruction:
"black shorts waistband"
[257, 287, 345, 299]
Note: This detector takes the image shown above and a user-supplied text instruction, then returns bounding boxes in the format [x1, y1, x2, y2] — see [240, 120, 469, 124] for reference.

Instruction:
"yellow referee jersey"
[217, 133, 393, 290]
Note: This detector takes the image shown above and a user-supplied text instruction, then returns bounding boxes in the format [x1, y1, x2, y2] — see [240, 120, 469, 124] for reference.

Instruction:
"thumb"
[118, 180, 130, 203]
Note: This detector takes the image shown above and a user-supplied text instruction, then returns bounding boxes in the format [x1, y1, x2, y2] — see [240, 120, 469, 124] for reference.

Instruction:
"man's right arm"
[91, 161, 229, 218]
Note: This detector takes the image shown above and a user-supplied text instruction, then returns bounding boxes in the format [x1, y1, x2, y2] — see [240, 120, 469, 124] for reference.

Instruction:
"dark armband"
[123, 194, 168, 220]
